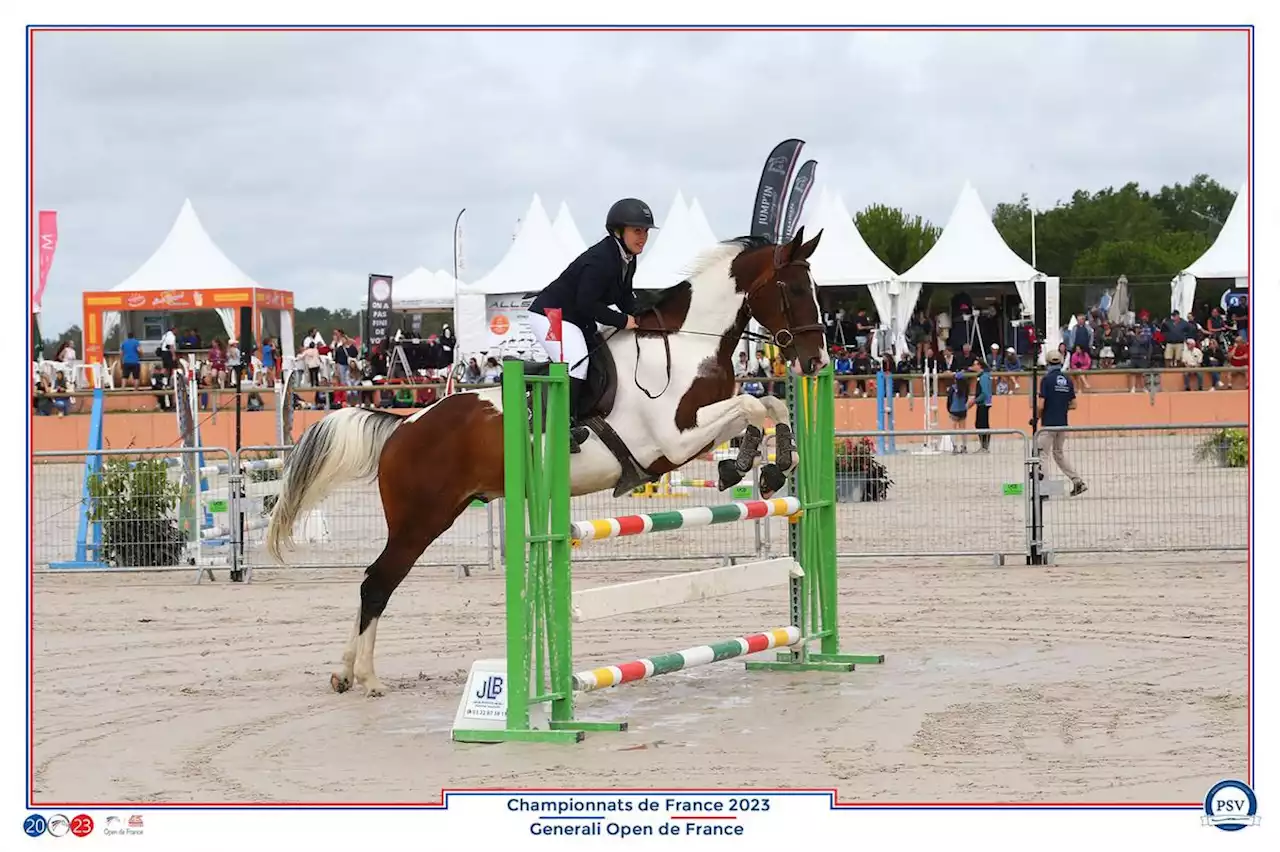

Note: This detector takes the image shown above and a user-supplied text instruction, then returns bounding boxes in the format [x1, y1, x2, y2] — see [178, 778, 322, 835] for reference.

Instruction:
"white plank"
[571, 557, 802, 623]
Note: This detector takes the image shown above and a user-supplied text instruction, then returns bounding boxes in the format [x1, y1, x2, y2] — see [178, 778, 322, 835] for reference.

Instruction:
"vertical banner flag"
[545, 308, 564, 362]
[366, 274, 394, 346]
[781, 160, 817, 242]
[35, 210, 58, 312]
[454, 208, 467, 282]
[750, 139, 804, 242]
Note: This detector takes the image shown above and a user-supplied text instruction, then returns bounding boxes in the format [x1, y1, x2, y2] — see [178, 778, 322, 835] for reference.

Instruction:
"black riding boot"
[567, 377, 590, 453]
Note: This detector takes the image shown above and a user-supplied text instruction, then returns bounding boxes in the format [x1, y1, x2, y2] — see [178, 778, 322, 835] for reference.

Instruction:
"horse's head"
[732, 227, 828, 375]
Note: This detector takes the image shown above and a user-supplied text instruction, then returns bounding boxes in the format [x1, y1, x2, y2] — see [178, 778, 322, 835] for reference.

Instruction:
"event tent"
[634, 190, 721, 290]
[802, 187, 897, 316]
[895, 181, 1057, 355]
[1171, 178, 1248, 316]
[81, 198, 294, 364]
[359, 266, 459, 312]
[552, 201, 589, 265]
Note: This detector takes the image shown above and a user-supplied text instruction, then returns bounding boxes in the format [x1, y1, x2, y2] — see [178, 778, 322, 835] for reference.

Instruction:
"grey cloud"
[33, 29, 1245, 332]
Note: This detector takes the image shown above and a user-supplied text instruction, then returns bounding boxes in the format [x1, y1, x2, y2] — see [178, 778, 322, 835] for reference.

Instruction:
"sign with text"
[484, 292, 545, 360]
[366, 274, 394, 345]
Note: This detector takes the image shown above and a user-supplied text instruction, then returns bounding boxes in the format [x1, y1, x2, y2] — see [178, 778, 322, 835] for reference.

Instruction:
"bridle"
[739, 244, 825, 359]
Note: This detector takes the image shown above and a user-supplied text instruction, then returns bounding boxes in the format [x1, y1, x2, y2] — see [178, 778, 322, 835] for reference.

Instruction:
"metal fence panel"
[34, 446, 237, 579]
[833, 428, 1031, 560]
[235, 445, 497, 573]
[1036, 423, 1248, 554]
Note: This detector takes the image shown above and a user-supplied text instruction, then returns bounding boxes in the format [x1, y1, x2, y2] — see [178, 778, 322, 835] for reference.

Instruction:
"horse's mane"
[635, 236, 772, 313]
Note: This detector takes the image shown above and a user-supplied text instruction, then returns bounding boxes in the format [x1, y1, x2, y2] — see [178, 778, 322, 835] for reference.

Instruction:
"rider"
[529, 197, 657, 451]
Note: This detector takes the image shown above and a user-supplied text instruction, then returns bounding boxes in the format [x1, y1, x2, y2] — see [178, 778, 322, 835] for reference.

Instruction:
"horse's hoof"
[366, 684, 386, 699]
[330, 673, 351, 693]
[759, 464, 787, 498]
[717, 459, 744, 491]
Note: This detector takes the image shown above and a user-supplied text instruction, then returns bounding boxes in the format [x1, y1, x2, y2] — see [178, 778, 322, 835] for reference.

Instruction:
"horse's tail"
[266, 407, 403, 562]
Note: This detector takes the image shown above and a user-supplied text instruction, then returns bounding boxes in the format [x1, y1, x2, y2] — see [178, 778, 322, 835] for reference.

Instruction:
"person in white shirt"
[160, 326, 177, 370]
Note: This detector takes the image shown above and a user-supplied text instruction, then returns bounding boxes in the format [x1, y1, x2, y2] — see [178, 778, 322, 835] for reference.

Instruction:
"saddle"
[503, 331, 658, 497]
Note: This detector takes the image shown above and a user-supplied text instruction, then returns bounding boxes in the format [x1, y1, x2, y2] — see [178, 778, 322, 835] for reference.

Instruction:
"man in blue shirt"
[119, 331, 142, 389]
[1037, 349, 1087, 495]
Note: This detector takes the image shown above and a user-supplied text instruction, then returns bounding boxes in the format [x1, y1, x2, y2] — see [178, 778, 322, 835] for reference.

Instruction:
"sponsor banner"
[781, 159, 817, 242]
[484, 293, 546, 360]
[366, 274, 394, 344]
[750, 139, 804, 242]
[35, 210, 57, 311]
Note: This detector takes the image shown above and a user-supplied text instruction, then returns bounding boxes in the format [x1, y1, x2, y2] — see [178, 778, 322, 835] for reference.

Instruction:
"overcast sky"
[32, 28, 1247, 332]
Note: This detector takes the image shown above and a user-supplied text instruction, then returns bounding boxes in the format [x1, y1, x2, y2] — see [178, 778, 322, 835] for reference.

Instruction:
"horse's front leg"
[654, 394, 770, 490]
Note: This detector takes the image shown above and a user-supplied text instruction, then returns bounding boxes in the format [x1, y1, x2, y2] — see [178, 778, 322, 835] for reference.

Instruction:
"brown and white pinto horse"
[265, 229, 828, 696]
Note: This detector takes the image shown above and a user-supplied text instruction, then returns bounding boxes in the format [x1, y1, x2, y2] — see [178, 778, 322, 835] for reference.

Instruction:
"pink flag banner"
[34, 210, 58, 311]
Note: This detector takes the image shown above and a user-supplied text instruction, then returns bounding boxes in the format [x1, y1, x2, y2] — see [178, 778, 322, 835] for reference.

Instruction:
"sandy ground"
[32, 550, 1247, 805]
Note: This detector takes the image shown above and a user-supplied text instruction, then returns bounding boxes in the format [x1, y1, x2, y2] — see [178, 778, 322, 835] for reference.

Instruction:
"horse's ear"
[795, 228, 823, 262]
[773, 227, 806, 267]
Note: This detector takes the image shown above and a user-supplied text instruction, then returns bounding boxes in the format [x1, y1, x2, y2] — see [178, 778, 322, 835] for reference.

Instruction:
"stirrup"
[569, 424, 589, 453]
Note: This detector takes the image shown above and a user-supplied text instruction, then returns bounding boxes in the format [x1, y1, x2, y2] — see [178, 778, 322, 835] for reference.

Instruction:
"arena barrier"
[451, 361, 883, 745]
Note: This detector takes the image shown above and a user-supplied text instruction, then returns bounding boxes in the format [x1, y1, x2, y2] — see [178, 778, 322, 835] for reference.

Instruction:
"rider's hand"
[625, 316, 639, 330]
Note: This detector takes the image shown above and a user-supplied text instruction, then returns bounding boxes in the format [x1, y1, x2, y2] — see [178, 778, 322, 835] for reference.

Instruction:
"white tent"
[462, 194, 563, 295]
[896, 181, 1056, 355]
[101, 198, 291, 354]
[803, 188, 897, 316]
[359, 267, 458, 311]
[552, 201, 589, 265]
[633, 190, 690, 289]
[633, 191, 721, 291]
[1172, 179, 1248, 316]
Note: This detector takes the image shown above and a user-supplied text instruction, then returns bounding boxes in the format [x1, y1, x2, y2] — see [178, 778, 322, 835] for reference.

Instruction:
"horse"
[265, 227, 829, 697]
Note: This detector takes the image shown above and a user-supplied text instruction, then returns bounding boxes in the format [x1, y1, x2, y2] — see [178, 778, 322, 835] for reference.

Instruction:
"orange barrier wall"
[30, 390, 1249, 455]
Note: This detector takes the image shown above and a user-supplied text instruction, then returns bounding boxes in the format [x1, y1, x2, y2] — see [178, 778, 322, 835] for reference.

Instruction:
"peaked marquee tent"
[634, 190, 720, 290]
[81, 198, 295, 364]
[1172, 178, 1248, 316]
[803, 187, 897, 316]
[454, 194, 567, 359]
[552, 201, 589, 266]
[895, 181, 1058, 355]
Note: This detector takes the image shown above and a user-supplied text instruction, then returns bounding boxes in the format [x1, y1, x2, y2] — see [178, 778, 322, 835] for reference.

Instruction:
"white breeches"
[528, 311, 590, 380]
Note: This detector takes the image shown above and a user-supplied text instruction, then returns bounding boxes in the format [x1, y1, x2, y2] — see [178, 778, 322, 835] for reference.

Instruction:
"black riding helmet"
[605, 198, 658, 233]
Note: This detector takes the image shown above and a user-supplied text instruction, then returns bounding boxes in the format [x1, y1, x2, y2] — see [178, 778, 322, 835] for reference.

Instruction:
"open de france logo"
[1203, 779, 1259, 831]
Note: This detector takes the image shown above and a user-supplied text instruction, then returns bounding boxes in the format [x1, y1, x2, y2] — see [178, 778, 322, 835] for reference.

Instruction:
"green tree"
[1151, 173, 1239, 235]
[852, 204, 941, 273]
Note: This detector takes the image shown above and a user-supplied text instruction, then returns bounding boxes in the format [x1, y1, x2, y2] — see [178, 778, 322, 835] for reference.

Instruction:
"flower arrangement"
[834, 436, 893, 501]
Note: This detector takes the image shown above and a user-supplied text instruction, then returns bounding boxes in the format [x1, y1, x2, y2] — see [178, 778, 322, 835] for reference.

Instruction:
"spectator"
[1202, 337, 1226, 390]
[226, 339, 242, 387]
[300, 337, 321, 387]
[303, 327, 324, 350]
[1226, 336, 1248, 389]
[1161, 310, 1193, 365]
[208, 338, 228, 388]
[1181, 338, 1204, 391]
[463, 357, 482, 384]
[998, 346, 1022, 391]
[850, 347, 873, 397]
[1127, 325, 1154, 393]
[119, 331, 142, 389]
[945, 370, 970, 454]
[159, 325, 177, 371]
[482, 356, 502, 383]
[852, 308, 873, 350]
[907, 310, 934, 360]
[1037, 349, 1087, 496]
[151, 365, 172, 411]
[894, 352, 916, 397]
[973, 358, 993, 453]
[1070, 344, 1092, 390]
[1204, 307, 1226, 340]
[832, 347, 854, 397]
[260, 337, 276, 386]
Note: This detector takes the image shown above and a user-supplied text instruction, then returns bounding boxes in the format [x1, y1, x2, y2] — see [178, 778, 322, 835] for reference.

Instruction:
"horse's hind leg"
[345, 497, 472, 697]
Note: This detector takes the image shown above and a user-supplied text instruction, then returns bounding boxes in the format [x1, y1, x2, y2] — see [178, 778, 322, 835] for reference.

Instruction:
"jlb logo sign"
[462, 669, 508, 720]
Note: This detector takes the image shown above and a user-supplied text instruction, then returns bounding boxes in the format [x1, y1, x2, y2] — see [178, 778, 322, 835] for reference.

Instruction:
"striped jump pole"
[571, 497, 799, 542]
[574, 627, 800, 692]
[666, 477, 719, 489]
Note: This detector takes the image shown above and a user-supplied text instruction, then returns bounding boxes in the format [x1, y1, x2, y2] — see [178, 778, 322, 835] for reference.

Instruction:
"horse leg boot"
[718, 424, 764, 491]
[755, 395, 797, 497]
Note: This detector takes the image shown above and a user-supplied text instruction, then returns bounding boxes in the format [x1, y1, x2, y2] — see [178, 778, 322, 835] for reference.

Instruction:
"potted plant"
[1193, 428, 1248, 468]
[834, 436, 894, 503]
